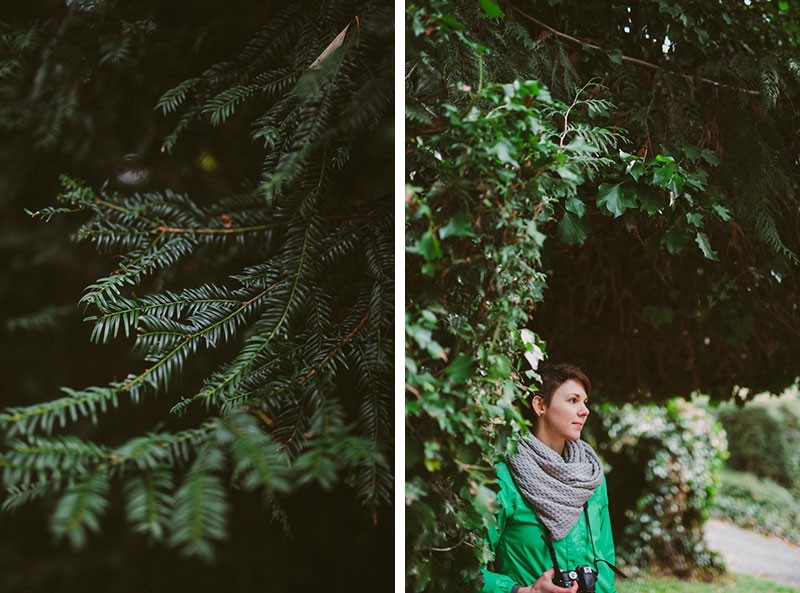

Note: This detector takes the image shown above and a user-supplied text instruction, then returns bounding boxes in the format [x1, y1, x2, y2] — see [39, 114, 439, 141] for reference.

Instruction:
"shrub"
[716, 395, 800, 489]
[593, 399, 727, 578]
[712, 468, 800, 545]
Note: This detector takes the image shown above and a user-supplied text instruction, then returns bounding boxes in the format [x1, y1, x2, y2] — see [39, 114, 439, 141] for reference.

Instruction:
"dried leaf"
[309, 23, 351, 70]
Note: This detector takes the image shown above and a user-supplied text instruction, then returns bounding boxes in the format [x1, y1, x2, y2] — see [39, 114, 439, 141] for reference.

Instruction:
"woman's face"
[538, 378, 590, 444]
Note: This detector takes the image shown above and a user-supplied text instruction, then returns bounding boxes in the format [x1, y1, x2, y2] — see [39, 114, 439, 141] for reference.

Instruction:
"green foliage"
[406, 2, 636, 589]
[51, 471, 110, 549]
[167, 446, 229, 560]
[124, 470, 174, 539]
[0, 0, 393, 560]
[508, 0, 800, 400]
[617, 574, 800, 593]
[716, 395, 800, 489]
[712, 468, 800, 546]
[595, 400, 728, 578]
[404, 0, 774, 587]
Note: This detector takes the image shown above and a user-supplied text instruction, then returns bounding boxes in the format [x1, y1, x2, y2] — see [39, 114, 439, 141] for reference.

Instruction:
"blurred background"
[0, 1, 392, 591]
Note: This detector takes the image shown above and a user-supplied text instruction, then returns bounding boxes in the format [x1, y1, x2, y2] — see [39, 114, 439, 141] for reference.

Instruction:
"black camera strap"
[541, 525, 564, 578]
[540, 504, 628, 581]
[582, 504, 628, 580]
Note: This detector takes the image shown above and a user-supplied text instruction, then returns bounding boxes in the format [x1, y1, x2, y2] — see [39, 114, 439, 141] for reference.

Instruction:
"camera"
[553, 565, 597, 592]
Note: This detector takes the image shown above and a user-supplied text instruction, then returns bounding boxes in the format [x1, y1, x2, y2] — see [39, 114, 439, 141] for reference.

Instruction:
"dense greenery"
[717, 395, 800, 489]
[0, 0, 392, 587]
[712, 467, 800, 546]
[406, 0, 800, 589]
[594, 400, 727, 577]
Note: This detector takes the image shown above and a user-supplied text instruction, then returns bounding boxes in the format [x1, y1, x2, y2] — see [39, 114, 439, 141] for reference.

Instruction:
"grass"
[712, 467, 800, 544]
[617, 574, 799, 593]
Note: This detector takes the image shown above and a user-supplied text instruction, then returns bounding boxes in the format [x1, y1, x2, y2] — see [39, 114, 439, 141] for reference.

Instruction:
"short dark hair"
[518, 362, 591, 423]
[538, 362, 591, 404]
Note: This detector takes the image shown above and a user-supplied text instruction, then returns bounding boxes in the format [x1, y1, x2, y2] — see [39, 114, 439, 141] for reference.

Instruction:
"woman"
[481, 363, 620, 593]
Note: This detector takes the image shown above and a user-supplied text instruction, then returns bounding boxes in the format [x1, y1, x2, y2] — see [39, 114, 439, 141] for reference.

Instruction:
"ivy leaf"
[607, 49, 623, 65]
[638, 192, 662, 215]
[419, 230, 442, 261]
[662, 226, 691, 254]
[597, 183, 634, 217]
[682, 144, 701, 161]
[565, 196, 586, 218]
[444, 354, 473, 384]
[478, 0, 504, 19]
[695, 232, 719, 260]
[557, 212, 590, 245]
[491, 140, 520, 168]
[471, 483, 497, 517]
[439, 213, 475, 239]
[487, 354, 511, 380]
[700, 149, 720, 166]
[525, 220, 547, 246]
[686, 213, 704, 228]
[556, 164, 580, 181]
[712, 203, 731, 221]
[626, 159, 646, 182]
[651, 165, 675, 189]
[440, 14, 466, 31]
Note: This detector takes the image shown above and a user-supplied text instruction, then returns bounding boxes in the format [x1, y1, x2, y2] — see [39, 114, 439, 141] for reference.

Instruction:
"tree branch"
[510, 5, 761, 97]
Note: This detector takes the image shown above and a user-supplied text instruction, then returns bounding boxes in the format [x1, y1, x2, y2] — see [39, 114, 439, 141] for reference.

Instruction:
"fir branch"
[300, 310, 369, 385]
[51, 471, 110, 549]
[193, 221, 315, 404]
[216, 411, 292, 494]
[509, 5, 761, 96]
[167, 446, 228, 559]
[153, 221, 284, 236]
[1, 482, 53, 512]
[155, 77, 201, 115]
[0, 386, 122, 437]
[124, 470, 174, 539]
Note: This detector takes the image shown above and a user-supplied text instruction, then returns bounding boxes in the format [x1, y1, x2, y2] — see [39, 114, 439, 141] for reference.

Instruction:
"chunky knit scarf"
[508, 434, 603, 540]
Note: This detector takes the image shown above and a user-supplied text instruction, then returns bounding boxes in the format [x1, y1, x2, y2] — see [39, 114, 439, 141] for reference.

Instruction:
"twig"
[154, 222, 283, 235]
[454, 458, 493, 472]
[430, 538, 467, 552]
[299, 311, 370, 384]
[510, 5, 761, 96]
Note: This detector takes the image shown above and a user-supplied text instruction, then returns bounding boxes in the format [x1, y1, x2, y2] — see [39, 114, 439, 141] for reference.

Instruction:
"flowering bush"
[594, 399, 728, 578]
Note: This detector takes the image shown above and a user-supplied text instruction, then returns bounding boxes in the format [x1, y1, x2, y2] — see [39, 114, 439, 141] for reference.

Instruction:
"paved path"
[705, 518, 800, 589]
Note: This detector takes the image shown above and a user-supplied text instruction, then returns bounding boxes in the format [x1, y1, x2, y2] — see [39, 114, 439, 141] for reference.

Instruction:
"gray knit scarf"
[507, 434, 604, 540]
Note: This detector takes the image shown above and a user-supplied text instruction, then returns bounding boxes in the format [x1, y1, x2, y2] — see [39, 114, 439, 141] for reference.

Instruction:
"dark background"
[0, 1, 393, 590]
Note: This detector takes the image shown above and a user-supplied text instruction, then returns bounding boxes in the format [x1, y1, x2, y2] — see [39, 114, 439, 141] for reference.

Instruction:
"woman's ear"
[531, 395, 546, 418]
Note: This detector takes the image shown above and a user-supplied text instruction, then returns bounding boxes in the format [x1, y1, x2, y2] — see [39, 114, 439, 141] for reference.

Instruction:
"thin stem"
[154, 222, 284, 235]
[299, 310, 370, 384]
[510, 5, 761, 96]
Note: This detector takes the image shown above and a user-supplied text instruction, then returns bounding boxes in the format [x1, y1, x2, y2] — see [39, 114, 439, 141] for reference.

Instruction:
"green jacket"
[481, 462, 618, 593]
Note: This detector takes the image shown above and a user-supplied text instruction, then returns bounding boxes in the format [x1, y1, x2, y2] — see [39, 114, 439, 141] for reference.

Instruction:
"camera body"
[553, 565, 597, 592]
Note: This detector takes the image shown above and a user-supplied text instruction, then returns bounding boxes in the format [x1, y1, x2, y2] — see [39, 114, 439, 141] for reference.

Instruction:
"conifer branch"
[510, 5, 761, 96]
[2, 0, 393, 556]
[300, 310, 369, 384]
[153, 222, 284, 235]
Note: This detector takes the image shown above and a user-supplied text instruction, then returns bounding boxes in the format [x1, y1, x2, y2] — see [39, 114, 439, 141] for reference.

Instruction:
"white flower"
[520, 329, 545, 371]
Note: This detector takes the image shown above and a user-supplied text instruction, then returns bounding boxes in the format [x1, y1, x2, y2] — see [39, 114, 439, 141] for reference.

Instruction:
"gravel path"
[705, 518, 800, 589]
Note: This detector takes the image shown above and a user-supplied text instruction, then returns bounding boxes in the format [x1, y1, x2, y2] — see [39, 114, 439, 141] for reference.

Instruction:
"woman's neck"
[533, 424, 566, 456]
